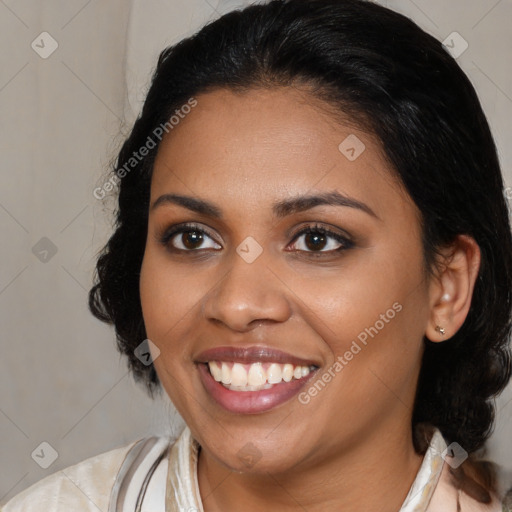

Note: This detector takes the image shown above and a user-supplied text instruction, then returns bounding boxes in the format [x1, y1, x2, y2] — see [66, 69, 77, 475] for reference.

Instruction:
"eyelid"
[287, 223, 354, 251]
[288, 222, 353, 240]
[158, 221, 354, 253]
[158, 222, 221, 248]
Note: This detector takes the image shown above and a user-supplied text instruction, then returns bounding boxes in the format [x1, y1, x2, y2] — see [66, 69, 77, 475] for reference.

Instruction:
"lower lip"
[197, 363, 317, 414]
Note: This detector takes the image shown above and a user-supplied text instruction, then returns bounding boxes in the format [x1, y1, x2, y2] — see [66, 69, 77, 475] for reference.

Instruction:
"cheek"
[300, 288, 426, 438]
[139, 249, 204, 343]
[297, 251, 424, 349]
[139, 256, 188, 374]
[139, 251, 205, 414]
[295, 248, 428, 407]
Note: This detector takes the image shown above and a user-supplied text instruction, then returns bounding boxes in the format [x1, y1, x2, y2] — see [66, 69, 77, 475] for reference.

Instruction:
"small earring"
[441, 293, 451, 302]
[435, 325, 446, 335]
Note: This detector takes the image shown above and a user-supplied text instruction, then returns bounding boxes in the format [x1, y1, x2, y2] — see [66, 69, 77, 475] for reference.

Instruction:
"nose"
[201, 250, 292, 332]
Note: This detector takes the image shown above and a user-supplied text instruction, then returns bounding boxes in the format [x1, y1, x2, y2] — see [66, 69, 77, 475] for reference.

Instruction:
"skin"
[139, 86, 480, 511]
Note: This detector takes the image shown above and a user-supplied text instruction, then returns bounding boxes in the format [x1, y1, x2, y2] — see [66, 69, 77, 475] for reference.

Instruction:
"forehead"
[150, 87, 413, 220]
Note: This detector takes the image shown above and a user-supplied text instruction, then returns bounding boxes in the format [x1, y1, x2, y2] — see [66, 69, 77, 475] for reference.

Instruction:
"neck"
[197, 418, 425, 512]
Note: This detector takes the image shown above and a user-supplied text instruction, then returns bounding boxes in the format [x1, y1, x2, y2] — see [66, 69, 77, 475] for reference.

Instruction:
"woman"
[3, 0, 512, 510]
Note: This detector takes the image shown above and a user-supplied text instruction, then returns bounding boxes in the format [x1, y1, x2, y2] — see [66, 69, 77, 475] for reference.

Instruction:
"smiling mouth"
[195, 345, 320, 413]
[206, 361, 318, 392]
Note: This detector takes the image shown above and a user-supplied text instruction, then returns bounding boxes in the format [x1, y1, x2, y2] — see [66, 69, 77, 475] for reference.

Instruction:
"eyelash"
[159, 222, 354, 256]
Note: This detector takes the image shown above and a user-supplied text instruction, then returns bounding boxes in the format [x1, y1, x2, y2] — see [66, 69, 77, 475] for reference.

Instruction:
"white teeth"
[267, 363, 282, 384]
[210, 361, 222, 382]
[231, 363, 248, 387]
[248, 362, 266, 386]
[228, 383, 274, 392]
[282, 364, 293, 382]
[209, 361, 222, 382]
[207, 361, 313, 391]
[221, 362, 232, 385]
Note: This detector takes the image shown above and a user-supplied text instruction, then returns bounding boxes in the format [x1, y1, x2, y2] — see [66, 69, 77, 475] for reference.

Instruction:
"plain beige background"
[1, 0, 511, 502]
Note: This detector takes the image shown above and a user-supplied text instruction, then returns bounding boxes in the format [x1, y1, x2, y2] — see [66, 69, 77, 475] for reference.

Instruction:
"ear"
[425, 235, 481, 342]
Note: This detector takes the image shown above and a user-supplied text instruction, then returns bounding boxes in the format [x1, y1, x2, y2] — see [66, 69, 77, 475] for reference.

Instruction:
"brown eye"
[289, 225, 353, 254]
[160, 223, 221, 252]
[304, 231, 328, 251]
[180, 230, 205, 250]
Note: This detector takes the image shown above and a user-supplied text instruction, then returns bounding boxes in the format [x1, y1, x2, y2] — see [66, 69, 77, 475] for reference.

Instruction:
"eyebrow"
[150, 191, 378, 219]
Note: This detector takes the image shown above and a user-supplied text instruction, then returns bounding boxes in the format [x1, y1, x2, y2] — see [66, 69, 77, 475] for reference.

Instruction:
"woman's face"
[140, 87, 432, 474]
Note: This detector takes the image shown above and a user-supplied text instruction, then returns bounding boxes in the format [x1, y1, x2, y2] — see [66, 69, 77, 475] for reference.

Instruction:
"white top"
[2, 427, 509, 511]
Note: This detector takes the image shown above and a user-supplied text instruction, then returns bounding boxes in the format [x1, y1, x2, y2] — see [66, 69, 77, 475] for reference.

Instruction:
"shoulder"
[427, 456, 512, 512]
[0, 438, 157, 512]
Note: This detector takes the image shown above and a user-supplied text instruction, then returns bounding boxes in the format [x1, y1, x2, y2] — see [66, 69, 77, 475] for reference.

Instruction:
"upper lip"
[195, 346, 320, 367]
